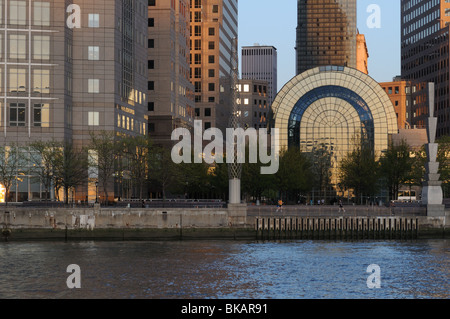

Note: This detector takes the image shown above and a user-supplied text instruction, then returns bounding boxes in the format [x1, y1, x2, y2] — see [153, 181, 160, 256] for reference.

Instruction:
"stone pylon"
[421, 83, 445, 216]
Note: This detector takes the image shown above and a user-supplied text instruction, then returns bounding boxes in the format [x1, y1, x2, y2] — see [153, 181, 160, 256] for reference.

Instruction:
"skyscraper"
[401, 0, 450, 137]
[147, 0, 195, 146]
[0, 0, 149, 202]
[189, 0, 238, 132]
[241, 45, 277, 106]
[296, 0, 357, 75]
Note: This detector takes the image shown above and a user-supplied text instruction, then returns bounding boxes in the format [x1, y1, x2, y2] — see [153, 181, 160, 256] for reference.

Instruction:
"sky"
[238, 0, 401, 91]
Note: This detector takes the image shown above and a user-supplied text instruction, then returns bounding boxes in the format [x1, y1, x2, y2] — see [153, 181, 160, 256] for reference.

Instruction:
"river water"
[0, 239, 448, 299]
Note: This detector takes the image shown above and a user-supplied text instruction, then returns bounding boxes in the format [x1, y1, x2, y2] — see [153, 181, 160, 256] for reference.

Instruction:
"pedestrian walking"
[276, 199, 283, 212]
[338, 200, 345, 213]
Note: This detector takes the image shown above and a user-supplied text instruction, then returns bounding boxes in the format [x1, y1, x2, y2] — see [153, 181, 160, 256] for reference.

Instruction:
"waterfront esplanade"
[271, 66, 398, 191]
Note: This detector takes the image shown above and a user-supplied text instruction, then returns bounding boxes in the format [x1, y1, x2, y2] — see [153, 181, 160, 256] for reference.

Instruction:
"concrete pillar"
[229, 178, 241, 204]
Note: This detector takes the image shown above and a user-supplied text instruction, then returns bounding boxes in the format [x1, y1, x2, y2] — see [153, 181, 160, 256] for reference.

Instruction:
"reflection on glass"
[9, 34, 26, 59]
[88, 14, 99, 28]
[33, 35, 50, 60]
[88, 79, 99, 93]
[33, 2, 50, 26]
[9, 68, 26, 92]
[88, 46, 99, 60]
[9, 1, 26, 25]
[32, 69, 50, 93]
[9, 102, 26, 126]
[33, 103, 50, 127]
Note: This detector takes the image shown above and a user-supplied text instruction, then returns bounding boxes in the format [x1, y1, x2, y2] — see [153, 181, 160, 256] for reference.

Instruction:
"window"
[148, 60, 154, 69]
[148, 0, 156, 6]
[88, 111, 99, 126]
[205, 108, 211, 117]
[9, 1, 26, 25]
[194, 39, 201, 50]
[148, 81, 154, 90]
[205, 122, 211, 130]
[212, 5, 219, 13]
[194, 26, 201, 36]
[194, 67, 201, 78]
[148, 102, 154, 111]
[208, 55, 215, 63]
[208, 69, 215, 77]
[33, 2, 50, 26]
[88, 79, 99, 93]
[9, 103, 26, 126]
[33, 35, 50, 60]
[148, 18, 154, 27]
[33, 69, 50, 93]
[194, 82, 201, 93]
[208, 41, 215, 50]
[88, 46, 99, 60]
[208, 28, 215, 36]
[148, 39, 154, 48]
[194, 54, 201, 64]
[9, 68, 26, 92]
[208, 83, 215, 92]
[243, 84, 250, 92]
[33, 103, 49, 127]
[194, 108, 200, 117]
[9, 34, 26, 59]
[88, 14, 99, 28]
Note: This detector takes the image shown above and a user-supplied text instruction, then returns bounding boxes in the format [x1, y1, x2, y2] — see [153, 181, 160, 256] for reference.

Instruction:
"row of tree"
[0, 132, 448, 205]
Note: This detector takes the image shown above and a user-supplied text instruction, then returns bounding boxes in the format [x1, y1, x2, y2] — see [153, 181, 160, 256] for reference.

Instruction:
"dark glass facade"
[296, 0, 357, 75]
[401, 0, 450, 137]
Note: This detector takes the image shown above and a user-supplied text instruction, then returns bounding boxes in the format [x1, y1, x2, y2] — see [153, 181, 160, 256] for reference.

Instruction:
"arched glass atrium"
[272, 66, 398, 197]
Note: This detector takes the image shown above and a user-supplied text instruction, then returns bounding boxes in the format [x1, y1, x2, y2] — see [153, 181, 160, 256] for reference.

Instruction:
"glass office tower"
[296, 0, 357, 75]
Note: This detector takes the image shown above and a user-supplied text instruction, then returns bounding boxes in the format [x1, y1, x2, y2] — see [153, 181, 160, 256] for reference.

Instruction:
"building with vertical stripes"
[241, 45, 277, 107]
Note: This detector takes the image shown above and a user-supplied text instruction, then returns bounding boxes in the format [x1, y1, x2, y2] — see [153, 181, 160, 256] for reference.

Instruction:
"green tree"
[28, 140, 61, 203]
[148, 143, 180, 201]
[89, 131, 120, 203]
[379, 139, 414, 201]
[0, 145, 21, 205]
[121, 136, 150, 201]
[339, 140, 379, 204]
[53, 142, 89, 204]
[436, 136, 450, 198]
[308, 143, 333, 199]
[275, 147, 312, 203]
[209, 160, 229, 201]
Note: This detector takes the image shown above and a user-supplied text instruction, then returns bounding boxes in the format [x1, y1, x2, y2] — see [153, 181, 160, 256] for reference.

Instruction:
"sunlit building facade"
[401, 0, 450, 137]
[189, 0, 238, 132]
[147, 0, 195, 146]
[0, 0, 148, 202]
[296, 0, 357, 75]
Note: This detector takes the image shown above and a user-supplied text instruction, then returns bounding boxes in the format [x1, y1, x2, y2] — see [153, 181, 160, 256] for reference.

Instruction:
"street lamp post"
[95, 181, 99, 204]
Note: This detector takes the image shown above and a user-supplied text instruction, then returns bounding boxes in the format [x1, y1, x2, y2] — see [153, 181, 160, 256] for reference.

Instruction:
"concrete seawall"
[0, 205, 448, 241]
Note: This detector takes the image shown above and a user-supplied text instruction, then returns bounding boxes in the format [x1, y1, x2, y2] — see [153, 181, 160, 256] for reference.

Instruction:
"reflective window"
[32, 69, 50, 93]
[33, 35, 50, 60]
[9, 1, 26, 25]
[88, 79, 99, 93]
[33, 103, 49, 127]
[88, 14, 99, 28]
[9, 102, 26, 126]
[9, 34, 26, 59]
[88, 46, 99, 60]
[33, 2, 50, 26]
[9, 68, 26, 92]
[88, 111, 99, 126]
